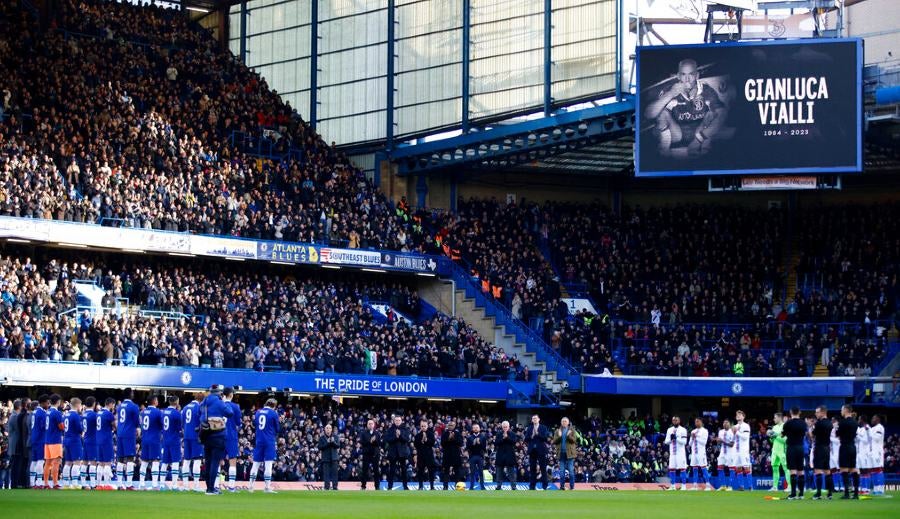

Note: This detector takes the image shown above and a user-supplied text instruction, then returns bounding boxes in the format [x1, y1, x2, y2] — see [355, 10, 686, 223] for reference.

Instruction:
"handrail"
[448, 262, 577, 384]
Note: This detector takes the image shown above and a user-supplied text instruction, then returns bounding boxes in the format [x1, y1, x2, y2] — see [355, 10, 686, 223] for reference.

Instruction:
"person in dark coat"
[7, 400, 22, 488]
[413, 419, 436, 490]
[318, 424, 340, 490]
[440, 421, 462, 490]
[385, 415, 411, 490]
[525, 414, 550, 490]
[359, 419, 381, 490]
[199, 385, 234, 495]
[466, 423, 487, 490]
[494, 420, 519, 490]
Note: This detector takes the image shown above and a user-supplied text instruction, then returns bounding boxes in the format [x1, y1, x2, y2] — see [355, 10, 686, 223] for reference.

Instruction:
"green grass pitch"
[0, 490, 895, 518]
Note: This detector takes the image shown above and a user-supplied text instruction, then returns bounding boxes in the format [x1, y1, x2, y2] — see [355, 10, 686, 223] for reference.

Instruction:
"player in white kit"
[829, 417, 843, 492]
[688, 417, 712, 491]
[732, 411, 753, 491]
[664, 415, 688, 490]
[716, 419, 736, 491]
[856, 416, 872, 494]
[869, 415, 885, 495]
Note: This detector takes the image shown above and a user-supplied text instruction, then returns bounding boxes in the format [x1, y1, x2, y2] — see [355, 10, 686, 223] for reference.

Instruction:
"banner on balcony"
[0, 360, 528, 400]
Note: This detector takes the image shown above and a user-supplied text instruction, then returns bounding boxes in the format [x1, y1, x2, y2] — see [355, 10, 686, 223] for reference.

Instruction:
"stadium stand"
[0, 249, 521, 378]
[0, 0, 425, 251]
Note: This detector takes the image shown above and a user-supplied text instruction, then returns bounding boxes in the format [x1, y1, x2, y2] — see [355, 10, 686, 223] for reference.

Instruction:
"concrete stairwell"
[783, 232, 802, 305]
[453, 289, 560, 391]
[813, 363, 830, 377]
[418, 278, 565, 393]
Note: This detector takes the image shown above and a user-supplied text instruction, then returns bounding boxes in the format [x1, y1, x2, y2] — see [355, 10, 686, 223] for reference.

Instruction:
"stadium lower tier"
[0, 247, 522, 380]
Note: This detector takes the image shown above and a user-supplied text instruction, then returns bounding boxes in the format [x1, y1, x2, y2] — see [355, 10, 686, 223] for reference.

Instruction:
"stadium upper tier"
[0, 0, 427, 251]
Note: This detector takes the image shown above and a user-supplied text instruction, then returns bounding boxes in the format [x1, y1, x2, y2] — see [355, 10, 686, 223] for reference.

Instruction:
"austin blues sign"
[380, 252, 438, 273]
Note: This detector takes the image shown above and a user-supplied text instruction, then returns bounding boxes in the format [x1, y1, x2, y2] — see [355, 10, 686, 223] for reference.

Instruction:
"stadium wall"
[418, 170, 900, 210]
[845, 0, 899, 65]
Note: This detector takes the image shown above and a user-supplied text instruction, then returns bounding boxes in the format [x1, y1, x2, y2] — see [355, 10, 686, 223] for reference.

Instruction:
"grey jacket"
[7, 410, 20, 456]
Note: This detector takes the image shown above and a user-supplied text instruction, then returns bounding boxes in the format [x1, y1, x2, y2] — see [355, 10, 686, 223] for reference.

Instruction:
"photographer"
[199, 385, 233, 495]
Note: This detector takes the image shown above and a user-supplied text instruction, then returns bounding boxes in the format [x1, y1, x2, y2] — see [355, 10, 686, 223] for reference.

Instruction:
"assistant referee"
[812, 406, 833, 499]
[837, 404, 860, 499]
[782, 407, 807, 500]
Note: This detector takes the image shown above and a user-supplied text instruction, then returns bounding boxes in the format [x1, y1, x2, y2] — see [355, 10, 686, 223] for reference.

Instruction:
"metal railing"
[448, 262, 579, 387]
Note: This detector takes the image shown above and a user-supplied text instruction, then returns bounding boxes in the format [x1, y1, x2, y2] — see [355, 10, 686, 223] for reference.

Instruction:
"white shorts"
[735, 452, 751, 468]
[717, 452, 734, 467]
[857, 451, 871, 470]
[829, 449, 840, 470]
[690, 451, 708, 468]
[870, 450, 884, 469]
[668, 452, 687, 470]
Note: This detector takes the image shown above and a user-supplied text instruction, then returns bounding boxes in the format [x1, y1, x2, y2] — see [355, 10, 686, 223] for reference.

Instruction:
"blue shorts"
[253, 443, 276, 462]
[226, 438, 239, 459]
[140, 443, 161, 461]
[183, 439, 203, 460]
[64, 440, 84, 462]
[98, 442, 115, 463]
[31, 443, 45, 461]
[84, 442, 98, 462]
[162, 442, 182, 464]
[117, 437, 137, 459]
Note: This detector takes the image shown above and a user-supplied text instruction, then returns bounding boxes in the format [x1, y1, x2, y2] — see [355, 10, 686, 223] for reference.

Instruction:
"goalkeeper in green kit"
[767, 412, 791, 493]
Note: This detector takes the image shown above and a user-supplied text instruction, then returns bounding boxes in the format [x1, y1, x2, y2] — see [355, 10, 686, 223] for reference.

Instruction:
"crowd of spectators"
[0, 0, 427, 251]
[0, 249, 521, 379]
[545, 203, 784, 324]
[615, 320, 892, 377]
[796, 203, 899, 324]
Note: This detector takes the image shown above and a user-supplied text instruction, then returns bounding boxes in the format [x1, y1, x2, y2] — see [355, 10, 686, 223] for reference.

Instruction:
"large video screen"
[636, 39, 862, 177]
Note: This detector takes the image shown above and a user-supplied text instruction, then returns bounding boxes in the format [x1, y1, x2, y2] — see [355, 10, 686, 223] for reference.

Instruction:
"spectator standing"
[440, 421, 462, 490]
[7, 400, 22, 488]
[553, 417, 578, 490]
[466, 423, 486, 490]
[494, 420, 519, 490]
[359, 419, 381, 490]
[526, 414, 550, 490]
[318, 424, 339, 490]
[385, 416, 410, 490]
[413, 419, 436, 490]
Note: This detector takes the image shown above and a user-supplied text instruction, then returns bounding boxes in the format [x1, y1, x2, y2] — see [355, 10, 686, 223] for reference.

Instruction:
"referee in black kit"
[782, 407, 808, 500]
[837, 404, 860, 499]
[812, 406, 834, 499]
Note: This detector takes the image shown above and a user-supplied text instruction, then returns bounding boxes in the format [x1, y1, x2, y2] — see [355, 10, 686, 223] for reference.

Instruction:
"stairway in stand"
[813, 363, 830, 377]
[783, 230, 802, 305]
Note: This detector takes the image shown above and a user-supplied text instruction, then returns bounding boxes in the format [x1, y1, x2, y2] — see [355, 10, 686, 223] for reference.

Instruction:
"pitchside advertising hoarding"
[636, 38, 863, 177]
